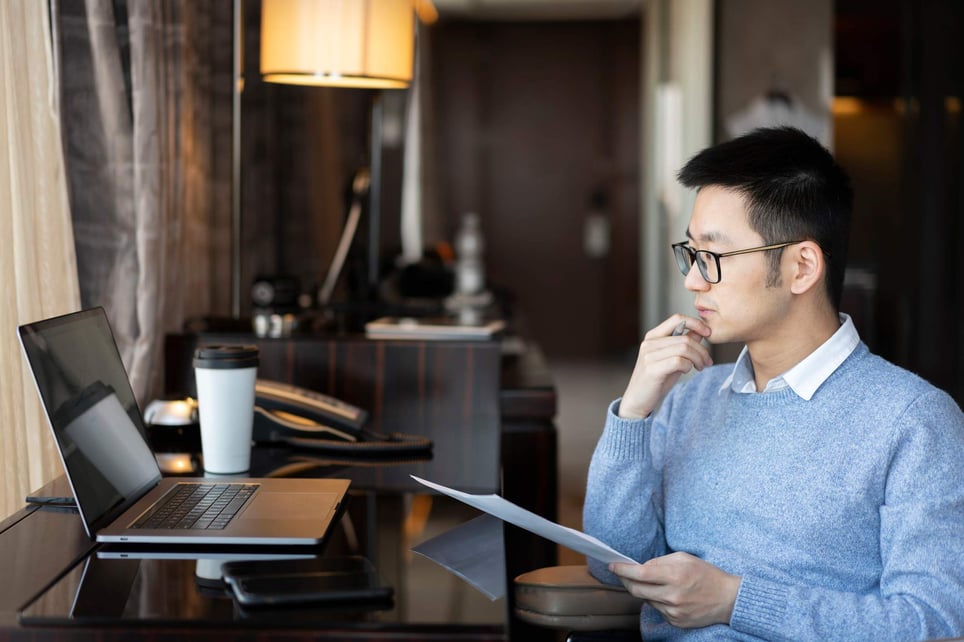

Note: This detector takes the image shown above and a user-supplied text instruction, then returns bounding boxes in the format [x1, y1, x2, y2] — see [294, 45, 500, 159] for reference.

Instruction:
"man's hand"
[609, 552, 740, 629]
[619, 315, 713, 419]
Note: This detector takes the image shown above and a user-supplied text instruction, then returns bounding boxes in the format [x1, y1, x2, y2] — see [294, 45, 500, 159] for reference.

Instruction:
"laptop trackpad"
[243, 492, 337, 519]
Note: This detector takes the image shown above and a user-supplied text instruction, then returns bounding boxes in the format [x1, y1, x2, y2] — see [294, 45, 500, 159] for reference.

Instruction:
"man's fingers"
[648, 315, 711, 340]
[609, 562, 674, 603]
[619, 315, 714, 419]
[643, 339, 713, 373]
[609, 561, 666, 585]
[610, 553, 695, 588]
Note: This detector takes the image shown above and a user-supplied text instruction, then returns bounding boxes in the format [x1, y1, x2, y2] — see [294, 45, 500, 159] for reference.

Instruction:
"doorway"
[428, 19, 641, 359]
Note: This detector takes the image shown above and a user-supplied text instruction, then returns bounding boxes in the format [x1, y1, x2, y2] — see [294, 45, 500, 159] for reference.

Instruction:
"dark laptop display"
[18, 307, 350, 546]
[19, 308, 162, 536]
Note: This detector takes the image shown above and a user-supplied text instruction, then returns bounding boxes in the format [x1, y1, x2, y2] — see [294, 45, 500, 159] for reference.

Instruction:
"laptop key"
[132, 482, 260, 530]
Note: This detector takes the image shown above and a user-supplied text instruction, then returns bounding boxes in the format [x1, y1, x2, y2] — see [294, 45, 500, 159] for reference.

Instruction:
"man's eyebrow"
[685, 228, 728, 244]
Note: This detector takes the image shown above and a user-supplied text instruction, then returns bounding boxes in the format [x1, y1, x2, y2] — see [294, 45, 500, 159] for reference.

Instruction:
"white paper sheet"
[411, 513, 506, 600]
[411, 475, 635, 564]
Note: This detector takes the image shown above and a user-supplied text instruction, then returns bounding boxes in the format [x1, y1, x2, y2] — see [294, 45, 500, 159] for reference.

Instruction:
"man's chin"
[702, 324, 728, 345]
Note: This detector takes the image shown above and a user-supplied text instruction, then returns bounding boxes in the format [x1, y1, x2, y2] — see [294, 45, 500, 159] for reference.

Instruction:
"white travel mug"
[193, 345, 259, 474]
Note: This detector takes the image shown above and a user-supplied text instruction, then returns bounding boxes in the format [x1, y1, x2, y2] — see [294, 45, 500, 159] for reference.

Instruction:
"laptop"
[17, 307, 350, 546]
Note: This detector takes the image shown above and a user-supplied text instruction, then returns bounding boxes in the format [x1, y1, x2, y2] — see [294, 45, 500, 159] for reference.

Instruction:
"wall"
[706, 0, 833, 361]
[237, 0, 374, 314]
[640, 0, 714, 332]
[716, 0, 833, 147]
[834, 0, 963, 400]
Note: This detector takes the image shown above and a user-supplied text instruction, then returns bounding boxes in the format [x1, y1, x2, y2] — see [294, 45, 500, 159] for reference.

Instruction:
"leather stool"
[514, 565, 644, 640]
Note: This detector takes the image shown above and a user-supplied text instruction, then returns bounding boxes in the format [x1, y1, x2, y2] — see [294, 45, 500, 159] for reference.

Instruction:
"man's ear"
[788, 242, 824, 295]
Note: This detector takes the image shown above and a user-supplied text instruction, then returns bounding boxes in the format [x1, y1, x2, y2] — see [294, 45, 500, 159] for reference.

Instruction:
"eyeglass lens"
[674, 246, 720, 283]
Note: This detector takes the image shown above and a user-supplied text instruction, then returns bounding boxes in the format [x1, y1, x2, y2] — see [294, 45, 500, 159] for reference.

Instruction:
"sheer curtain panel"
[56, 0, 233, 405]
[0, 0, 81, 519]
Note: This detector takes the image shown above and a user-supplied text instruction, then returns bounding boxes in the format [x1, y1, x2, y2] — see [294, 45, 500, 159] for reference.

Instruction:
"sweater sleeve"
[730, 389, 964, 641]
[583, 398, 669, 585]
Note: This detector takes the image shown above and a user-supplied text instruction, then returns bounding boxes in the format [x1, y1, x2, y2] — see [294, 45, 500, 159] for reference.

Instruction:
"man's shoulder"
[845, 344, 936, 391]
[835, 344, 960, 413]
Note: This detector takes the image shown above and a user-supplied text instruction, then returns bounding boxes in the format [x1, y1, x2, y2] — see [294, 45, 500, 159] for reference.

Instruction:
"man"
[583, 126, 964, 640]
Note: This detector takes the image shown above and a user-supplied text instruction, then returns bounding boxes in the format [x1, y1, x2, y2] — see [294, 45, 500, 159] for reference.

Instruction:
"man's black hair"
[677, 126, 853, 310]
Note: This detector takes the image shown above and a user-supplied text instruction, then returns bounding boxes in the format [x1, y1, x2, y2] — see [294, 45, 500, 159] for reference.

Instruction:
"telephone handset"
[253, 379, 432, 456]
[254, 379, 367, 437]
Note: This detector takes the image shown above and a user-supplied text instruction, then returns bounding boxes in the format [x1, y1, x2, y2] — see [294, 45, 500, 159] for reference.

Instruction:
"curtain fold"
[0, 0, 81, 518]
[58, 0, 232, 405]
[0, 0, 231, 519]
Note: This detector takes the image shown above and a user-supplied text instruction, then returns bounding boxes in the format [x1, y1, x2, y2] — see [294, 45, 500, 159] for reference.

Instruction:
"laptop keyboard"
[132, 483, 259, 530]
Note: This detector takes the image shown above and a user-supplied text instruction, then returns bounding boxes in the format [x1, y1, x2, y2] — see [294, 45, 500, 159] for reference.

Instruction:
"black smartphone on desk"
[222, 556, 393, 608]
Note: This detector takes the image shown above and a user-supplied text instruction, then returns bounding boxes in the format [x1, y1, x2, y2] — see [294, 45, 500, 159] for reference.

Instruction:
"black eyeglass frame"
[671, 240, 806, 284]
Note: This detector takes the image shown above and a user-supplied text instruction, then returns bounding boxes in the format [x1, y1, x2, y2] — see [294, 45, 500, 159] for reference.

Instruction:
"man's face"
[683, 185, 792, 345]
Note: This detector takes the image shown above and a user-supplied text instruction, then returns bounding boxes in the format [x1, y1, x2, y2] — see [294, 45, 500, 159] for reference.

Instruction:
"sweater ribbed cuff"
[599, 398, 649, 460]
[730, 575, 789, 639]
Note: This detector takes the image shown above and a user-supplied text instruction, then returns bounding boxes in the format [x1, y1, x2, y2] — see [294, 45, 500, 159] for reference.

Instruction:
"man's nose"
[683, 261, 710, 291]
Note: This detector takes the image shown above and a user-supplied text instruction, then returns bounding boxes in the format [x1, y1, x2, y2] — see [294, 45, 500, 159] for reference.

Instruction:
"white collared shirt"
[719, 313, 860, 400]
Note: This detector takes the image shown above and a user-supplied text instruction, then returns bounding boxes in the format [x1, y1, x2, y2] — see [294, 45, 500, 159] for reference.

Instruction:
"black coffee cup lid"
[193, 345, 259, 369]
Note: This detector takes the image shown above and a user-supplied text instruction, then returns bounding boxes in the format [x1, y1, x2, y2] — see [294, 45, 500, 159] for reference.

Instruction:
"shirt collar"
[719, 313, 860, 400]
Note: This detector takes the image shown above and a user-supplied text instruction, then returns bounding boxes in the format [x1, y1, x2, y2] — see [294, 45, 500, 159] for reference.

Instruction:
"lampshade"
[260, 0, 415, 89]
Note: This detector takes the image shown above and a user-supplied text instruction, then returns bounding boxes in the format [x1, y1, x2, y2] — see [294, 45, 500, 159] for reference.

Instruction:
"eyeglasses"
[671, 240, 805, 283]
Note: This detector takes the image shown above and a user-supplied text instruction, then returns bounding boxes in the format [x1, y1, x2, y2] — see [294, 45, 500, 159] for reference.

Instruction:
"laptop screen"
[18, 308, 161, 535]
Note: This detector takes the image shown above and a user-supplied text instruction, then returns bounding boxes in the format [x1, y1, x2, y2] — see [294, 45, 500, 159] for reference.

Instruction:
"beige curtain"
[0, 1, 82, 519]
[57, 0, 232, 405]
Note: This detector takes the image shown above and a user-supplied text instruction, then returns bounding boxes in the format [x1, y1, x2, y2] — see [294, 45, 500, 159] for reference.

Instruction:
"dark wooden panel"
[500, 345, 556, 420]
[166, 334, 503, 494]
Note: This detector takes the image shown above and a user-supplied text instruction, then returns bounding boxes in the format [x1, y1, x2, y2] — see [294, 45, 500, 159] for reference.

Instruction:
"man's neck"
[745, 307, 841, 391]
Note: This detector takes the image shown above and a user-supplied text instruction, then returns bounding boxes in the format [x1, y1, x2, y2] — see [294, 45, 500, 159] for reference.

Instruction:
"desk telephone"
[147, 380, 431, 456]
[253, 379, 367, 441]
[252, 380, 432, 455]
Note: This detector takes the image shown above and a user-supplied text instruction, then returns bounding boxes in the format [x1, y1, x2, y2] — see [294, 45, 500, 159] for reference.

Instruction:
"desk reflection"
[19, 496, 505, 631]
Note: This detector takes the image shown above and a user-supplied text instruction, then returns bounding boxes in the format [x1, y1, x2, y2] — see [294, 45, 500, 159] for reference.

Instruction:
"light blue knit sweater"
[584, 343, 964, 641]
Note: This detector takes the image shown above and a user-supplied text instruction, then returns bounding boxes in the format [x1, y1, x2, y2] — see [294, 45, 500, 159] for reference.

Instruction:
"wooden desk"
[0, 335, 558, 641]
[164, 332, 558, 534]
[0, 477, 506, 641]
[165, 333, 559, 640]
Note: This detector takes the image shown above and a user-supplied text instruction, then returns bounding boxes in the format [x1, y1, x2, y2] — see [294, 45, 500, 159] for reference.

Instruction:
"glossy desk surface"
[1, 338, 558, 641]
[1, 476, 507, 641]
